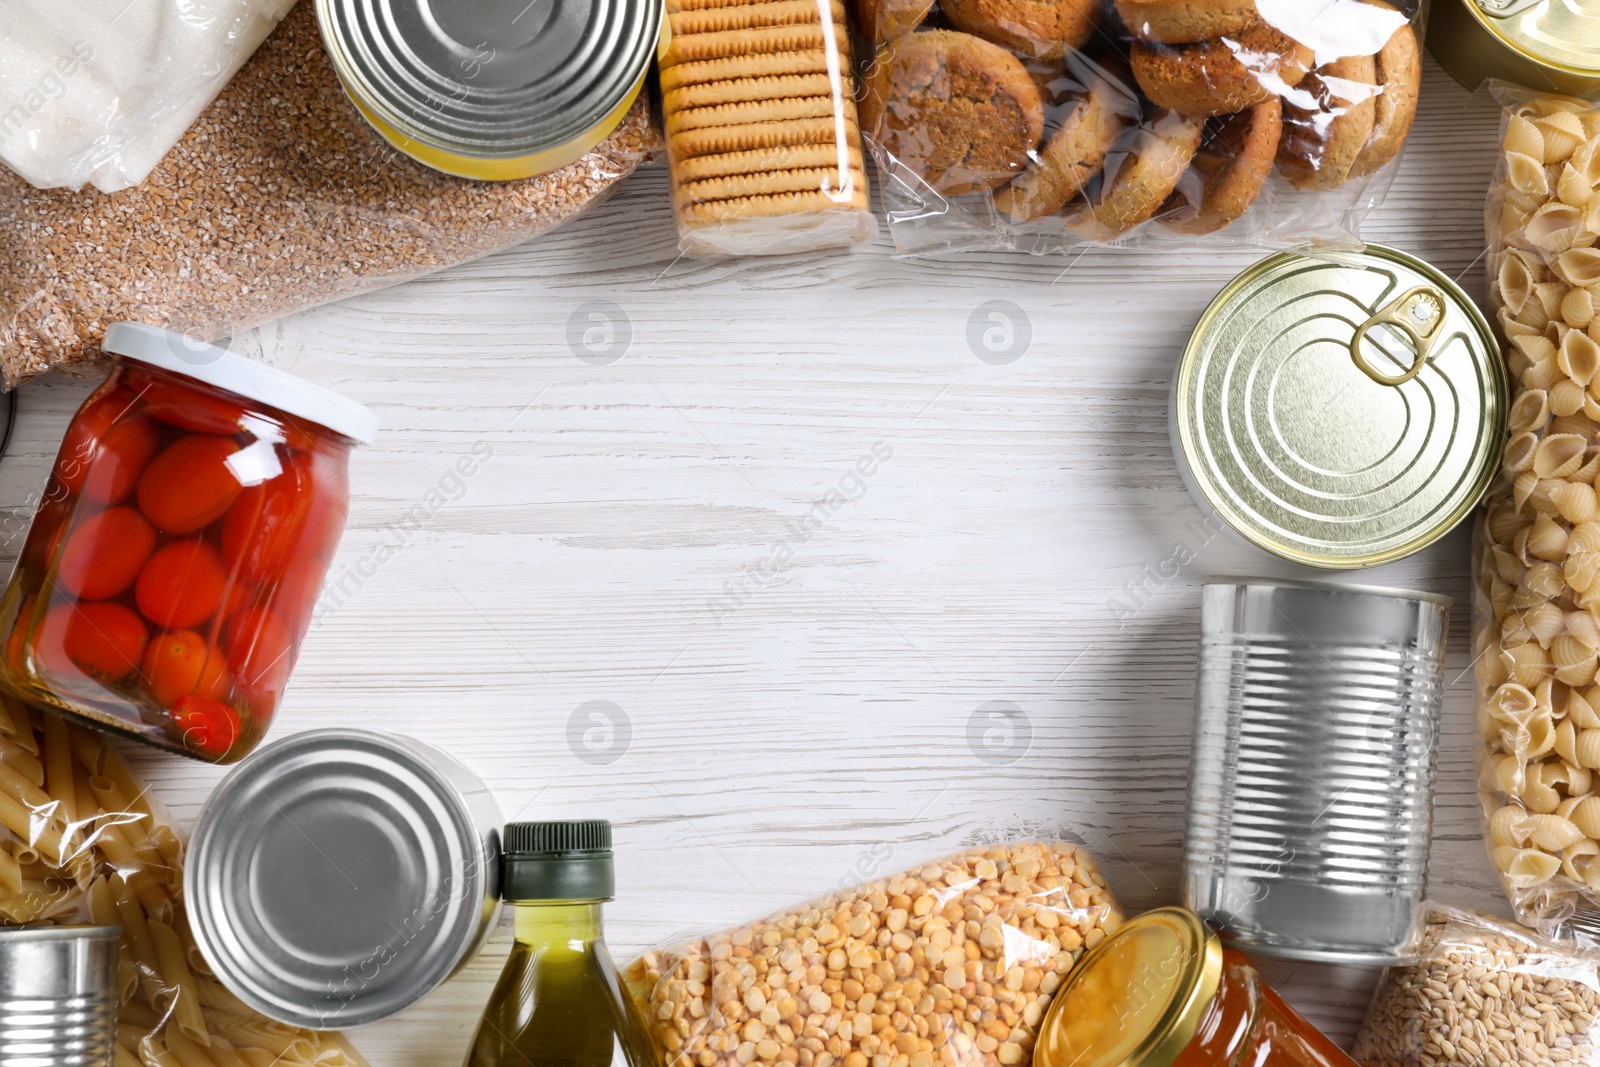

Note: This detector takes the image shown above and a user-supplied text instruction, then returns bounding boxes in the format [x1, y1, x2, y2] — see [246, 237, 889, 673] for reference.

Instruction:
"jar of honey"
[1035, 908, 1358, 1067]
[0, 323, 377, 763]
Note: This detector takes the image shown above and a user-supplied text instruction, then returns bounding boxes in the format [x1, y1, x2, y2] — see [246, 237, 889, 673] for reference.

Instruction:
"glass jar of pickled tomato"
[0, 324, 377, 763]
[1036, 908, 1359, 1067]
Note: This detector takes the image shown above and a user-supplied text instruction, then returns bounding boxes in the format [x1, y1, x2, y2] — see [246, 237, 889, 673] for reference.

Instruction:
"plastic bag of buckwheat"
[0, 1, 652, 388]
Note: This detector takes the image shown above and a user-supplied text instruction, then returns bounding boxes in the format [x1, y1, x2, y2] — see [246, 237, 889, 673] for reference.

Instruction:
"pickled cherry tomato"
[80, 415, 161, 505]
[54, 385, 138, 494]
[307, 450, 351, 561]
[221, 450, 315, 582]
[137, 379, 247, 435]
[218, 578, 255, 622]
[57, 507, 156, 600]
[40, 602, 148, 680]
[223, 608, 294, 696]
[170, 696, 240, 757]
[136, 541, 229, 629]
[279, 417, 327, 454]
[275, 555, 329, 637]
[142, 630, 229, 707]
[137, 435, 244, 534]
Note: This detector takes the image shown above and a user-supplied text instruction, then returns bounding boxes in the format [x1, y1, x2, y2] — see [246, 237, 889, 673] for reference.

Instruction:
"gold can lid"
[1173, 245, 1506, 569]
[1469, 0, 1600, 78]
[1036, 908, 1223, 1067]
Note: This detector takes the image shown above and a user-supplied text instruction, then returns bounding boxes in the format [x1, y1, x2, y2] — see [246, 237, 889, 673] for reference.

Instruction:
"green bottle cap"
[501, 820, 614, 902]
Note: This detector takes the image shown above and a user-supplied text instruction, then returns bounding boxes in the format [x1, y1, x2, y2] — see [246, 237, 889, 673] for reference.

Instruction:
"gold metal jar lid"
[1036, 908, 1223, 1067]
[1429, 0, 1600, 94]
[1171, 245, 1506, 570]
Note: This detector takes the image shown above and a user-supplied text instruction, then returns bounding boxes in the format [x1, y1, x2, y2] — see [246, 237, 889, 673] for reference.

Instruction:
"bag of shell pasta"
[622, 841, 1121, 1067]
[1352, 904, 1600, 1067]
[1474, 91, 1600, 931]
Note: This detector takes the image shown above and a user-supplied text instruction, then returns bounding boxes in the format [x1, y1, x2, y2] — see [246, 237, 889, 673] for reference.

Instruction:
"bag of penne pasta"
[0, 696, 370, 1066]
[1472, 89, 1600, 933]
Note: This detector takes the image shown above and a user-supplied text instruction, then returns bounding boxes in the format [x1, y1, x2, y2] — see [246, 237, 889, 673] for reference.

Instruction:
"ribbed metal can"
[0, 926, 119, 1067]
[1182, 579, 1448, 965]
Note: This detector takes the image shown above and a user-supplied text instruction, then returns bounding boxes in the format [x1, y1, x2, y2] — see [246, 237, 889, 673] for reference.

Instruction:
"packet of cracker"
[660, 0, 876, 257]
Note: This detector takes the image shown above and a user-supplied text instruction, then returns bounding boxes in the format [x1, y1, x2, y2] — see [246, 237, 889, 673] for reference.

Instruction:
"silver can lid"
[187, 730, 501, 1029]
[316, 0, 660, 164]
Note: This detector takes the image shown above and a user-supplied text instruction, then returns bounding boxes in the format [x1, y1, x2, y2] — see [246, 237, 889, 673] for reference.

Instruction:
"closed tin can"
[315, 0, 662, 180]
[186, 730, 503, 1029]
[1183, 579, 1448, 965]
[1171, 246, 1506, 570]
[1429, 0, 1600, 96]
[0, 926, 119, 1067]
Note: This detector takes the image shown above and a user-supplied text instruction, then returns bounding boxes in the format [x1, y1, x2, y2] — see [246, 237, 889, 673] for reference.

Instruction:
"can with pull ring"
[1429, 0, 1600, 96]
[1170, 245, 1507, 570]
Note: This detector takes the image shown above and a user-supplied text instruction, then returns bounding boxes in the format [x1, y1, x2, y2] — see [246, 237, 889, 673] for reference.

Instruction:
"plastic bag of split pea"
[621, 842, 1122, 1067]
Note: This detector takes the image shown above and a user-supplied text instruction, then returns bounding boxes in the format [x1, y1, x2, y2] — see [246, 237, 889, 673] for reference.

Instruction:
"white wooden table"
[0, 56, 1510, 1066]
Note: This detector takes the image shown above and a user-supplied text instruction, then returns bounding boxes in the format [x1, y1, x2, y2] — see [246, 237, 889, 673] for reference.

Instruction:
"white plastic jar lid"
[102, 323, 379, 445]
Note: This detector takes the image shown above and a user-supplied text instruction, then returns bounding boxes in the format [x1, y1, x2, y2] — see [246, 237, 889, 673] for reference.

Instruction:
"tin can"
[1183, 579, 1448, 965]
[1429, 0, 1600, 95]
[1170, 245, 1506, 570]
[186, 730, 503, 1029]
[315, 0, 663, 180]
[0, 926, 119, 1067]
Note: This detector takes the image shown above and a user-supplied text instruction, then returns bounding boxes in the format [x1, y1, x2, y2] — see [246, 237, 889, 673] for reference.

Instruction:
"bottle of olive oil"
[465, 820, 654, 1067]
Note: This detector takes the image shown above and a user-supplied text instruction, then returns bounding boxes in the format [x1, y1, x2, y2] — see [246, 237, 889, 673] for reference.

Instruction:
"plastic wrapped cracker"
[659, 0, 876, 256]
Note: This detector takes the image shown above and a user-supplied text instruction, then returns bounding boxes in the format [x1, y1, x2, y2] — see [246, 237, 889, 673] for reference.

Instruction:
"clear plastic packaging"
[0, 698, 369, 1065]
[1471, 90, 1600, 933]
[621, 841, 1122, 1067]
[0, 1, 654, 388]
[0, 0, 294, 193]
[1352, 904, 1600, 1067]
[855, 0, 1425, 255]
[660, 0, 877, 257]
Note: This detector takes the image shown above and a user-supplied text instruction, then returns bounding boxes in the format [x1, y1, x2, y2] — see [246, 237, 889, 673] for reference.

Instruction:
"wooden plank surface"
[0, 55, 1511, 1065]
